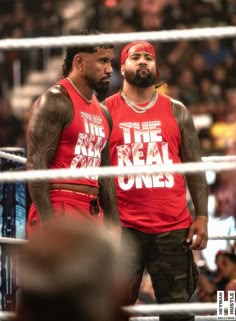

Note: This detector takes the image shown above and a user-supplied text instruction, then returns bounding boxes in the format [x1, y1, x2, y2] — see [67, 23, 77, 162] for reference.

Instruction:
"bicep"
[27, 89, 72, 168]
[173, 102, 202, 163]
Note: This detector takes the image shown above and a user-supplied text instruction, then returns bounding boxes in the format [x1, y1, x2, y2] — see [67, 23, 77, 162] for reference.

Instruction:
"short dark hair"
[15, 219, 132, 321]
[216, 250, 236, 263]
[62, 29, 114, 77]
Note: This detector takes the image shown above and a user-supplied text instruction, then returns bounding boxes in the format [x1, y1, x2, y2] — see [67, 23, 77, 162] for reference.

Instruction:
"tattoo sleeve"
[26, 85, 73, 221]
[98, 136, 120, 226]
[171, 99, 209, 217]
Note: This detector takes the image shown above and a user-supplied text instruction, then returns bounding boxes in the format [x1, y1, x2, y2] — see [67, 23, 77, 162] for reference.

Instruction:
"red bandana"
[120, 41, 159, 79]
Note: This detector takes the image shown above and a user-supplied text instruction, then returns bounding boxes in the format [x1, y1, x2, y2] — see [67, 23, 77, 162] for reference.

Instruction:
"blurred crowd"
[0, 0, 236, 305]
[0, 0, 64, 148]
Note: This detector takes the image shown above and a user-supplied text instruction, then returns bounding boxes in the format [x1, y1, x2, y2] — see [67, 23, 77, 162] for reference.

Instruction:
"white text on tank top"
[70, 112, 107, 179]
[117, 120, 174, 190]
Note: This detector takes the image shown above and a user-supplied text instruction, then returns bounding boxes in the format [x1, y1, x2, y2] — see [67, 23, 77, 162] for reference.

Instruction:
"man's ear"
[74, 54, 83, 70]
[121, 65, 125, 76]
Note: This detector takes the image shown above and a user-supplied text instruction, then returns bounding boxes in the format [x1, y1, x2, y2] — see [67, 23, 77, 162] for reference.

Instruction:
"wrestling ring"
[0, 26, 236, 320]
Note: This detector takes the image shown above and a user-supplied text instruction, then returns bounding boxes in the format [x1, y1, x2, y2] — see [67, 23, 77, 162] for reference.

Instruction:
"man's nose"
[105, 63, 113, 74]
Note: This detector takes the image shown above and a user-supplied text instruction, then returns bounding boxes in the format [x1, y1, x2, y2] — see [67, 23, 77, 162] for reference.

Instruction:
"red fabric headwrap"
[120, 41, 159, 79]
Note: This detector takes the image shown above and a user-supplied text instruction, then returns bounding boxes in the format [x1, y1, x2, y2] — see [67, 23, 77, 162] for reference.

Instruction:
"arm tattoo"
[98, 138, 120, 225]
[171, 99, 209, 217]
[26, 85, 73, 220]
[99, 103, 119, 225]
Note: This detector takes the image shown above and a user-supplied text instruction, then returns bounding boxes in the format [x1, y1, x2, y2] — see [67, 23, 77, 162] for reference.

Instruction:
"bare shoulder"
[170, 97, 188, 114]
[30, 84, 73, 127]
[33, 84, 71, 113]
[27, 84, 73, 157]
[169, 97, 192, 124]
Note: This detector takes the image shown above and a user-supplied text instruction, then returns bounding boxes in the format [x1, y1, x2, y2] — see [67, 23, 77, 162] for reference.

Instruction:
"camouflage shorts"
[121, 228, 199, 321]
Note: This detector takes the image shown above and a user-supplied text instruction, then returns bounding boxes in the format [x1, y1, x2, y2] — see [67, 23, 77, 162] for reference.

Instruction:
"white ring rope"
[0, 237, 27, 245]
[0, 314, 222, 321]
[0, 151, 26, 164]
[0, 235, 235, 246]
[123, 302, 224, 315]
[0, 311, 15, 320]
[202, 155, 236, 163]
[0, 312, 223, 321]
[1, 151, 236, 166]
[0, 26, 236, 49]
[0, 161, 235, 183]
[131, 317, 218, 321]
[0, 153, 235, 244]
[208, 235, 236, 240]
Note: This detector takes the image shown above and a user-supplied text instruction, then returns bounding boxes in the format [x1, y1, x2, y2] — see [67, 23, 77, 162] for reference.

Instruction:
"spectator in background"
[0, 99, 24, 148]
[15, 218, 133, 321]
[214, 251, 236, 301]
[201, 189, 236, 272]
[0, 0, 65, 98]
[202, 39, 232, 69]
[177, 67, 199, 106]
[198, 128, 217, 157]
[197, 77, 224, 117]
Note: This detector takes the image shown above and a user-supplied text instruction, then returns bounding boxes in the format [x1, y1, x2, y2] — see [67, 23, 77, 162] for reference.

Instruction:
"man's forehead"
[129, 46, 153, 56]
[128, 43, 155, 57]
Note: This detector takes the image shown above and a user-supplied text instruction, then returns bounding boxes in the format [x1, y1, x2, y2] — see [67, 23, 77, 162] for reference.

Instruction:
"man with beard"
[105, 41, 209, 321]
[26, 30, 119, 237]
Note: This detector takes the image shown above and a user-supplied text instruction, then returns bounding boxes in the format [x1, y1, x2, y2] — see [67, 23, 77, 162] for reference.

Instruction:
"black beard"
[93, 83, 110, 94]
[86, 76, 110, 94]
[124, 70, 156, 88]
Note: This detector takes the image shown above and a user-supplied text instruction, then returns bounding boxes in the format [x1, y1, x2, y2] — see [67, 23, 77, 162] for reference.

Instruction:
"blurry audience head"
[215, 251, 236, 280]
[15, 218, 133, 321]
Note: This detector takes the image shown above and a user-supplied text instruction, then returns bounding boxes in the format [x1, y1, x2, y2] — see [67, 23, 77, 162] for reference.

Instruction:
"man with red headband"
[105, 41, 209, 321]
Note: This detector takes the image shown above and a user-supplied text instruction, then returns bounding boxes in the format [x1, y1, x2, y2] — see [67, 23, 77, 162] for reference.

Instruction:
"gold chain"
[67, 77, 93, 104]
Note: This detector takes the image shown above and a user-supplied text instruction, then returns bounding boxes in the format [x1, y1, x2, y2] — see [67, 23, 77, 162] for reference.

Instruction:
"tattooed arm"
[171, 98, 209, 249]
[99, 104, 120, 226]
[26, 85, 73, 221]
[99, 140, 120, 226]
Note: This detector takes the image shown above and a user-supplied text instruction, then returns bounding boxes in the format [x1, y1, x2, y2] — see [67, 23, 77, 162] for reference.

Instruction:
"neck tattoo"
[67, 77, 93, 104]
[120, 91, 158, 113]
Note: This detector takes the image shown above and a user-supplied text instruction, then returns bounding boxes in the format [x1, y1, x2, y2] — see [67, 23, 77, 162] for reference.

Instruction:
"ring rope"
[0, 26, 235, 49]
[0, 314, 221, 321]
[0, 237, 27, 245]
[1, 150, 236, 166]
[0, 312, 223, 321]
[123, 302, 224, 315]
[0, 151, 26, 164]
[207, 235, 236, 240]
[0, 312, 15, 320]
[0, 235, 235, 246]
[0, 161, 235, 183]
[202, 155, 236, 162]
[131, 317, 218, 321]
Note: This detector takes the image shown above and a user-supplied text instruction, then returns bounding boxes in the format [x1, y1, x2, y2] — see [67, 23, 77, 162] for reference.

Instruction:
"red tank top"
[105, 92, 192, 233]
[48, 78, 110, 187]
